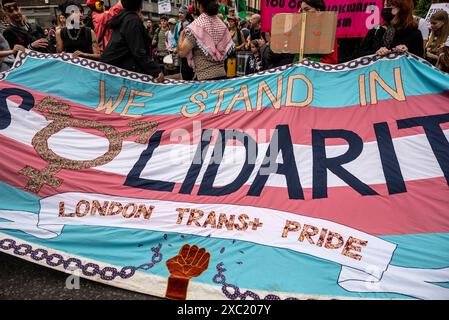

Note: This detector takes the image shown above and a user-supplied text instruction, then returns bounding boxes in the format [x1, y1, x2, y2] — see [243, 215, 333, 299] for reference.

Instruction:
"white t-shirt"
[166, 30, 176, 50]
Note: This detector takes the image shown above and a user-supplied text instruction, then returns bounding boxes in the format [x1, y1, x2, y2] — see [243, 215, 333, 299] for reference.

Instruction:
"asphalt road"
[0, 252, 163, 300]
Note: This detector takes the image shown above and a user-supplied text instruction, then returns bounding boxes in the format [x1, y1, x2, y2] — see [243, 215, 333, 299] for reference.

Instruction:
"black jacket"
[101, 11, 161, 77]
[3, 23, 51, 53]
[359, 26, 387, 57]
[260, 43, 294, 70]
[358, 25, 424, 58]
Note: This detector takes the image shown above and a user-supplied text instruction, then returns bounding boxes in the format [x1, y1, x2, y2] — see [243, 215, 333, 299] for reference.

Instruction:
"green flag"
[235, 0, 246, 20]
[219, 3, 229, 19]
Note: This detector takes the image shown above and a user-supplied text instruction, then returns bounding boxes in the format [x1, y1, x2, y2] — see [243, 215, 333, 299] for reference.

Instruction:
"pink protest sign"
[261, 0, 383, 38]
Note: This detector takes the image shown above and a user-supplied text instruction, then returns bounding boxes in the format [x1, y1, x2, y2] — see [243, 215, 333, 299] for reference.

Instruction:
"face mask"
[381, 8, 394, 23]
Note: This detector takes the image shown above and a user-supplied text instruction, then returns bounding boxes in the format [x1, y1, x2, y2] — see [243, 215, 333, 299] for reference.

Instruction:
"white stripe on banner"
[0, 192, 448, 299]
[1, 100, 446, 190]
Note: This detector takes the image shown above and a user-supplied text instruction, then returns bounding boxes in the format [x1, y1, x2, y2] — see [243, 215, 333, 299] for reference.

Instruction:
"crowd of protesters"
[0, 0, 449, 82]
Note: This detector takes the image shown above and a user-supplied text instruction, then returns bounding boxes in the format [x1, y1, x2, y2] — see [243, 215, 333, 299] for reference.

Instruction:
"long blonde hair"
[427, 11, 449, 51]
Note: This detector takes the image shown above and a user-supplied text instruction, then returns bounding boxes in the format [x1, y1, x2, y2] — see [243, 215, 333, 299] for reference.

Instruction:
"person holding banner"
[359, 0, 394, 57]
[177, 0, 234, 81]
[425, 10, 449, 65]
[375, 0, 424, 57]
[100, 0, 163, 81]
[0, 33, 24, 71]
[56, 1, 101, 60]
[2, 0, 49, 53]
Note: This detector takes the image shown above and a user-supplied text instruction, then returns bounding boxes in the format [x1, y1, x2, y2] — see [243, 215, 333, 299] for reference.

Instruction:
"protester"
[178, 0, 233, 80]
[85, 0, 123, 54]
[166, 17, 176, 51]
[164, 17, 179, 75]
[228, 15, 245, 51]
[359, 0, 393, 57]
[146, 18, 155, 48]
[425, 11, 449, 65]
[174, 5, 189, 46]
[0, 32, 23, 71]
[259, 33, 295, 70]
[240, 19, 250, 41]
[174, 5, 194, 80]
[101, 0, 163, 81]
[247, 13, 264, 44]
[56, 1, 100, 60]
[56, 13, 66, 31]
[247, 39, 262, 73]
[224, 15, 244, 77]
[375, 0, 424, 57]
[222, 8, 232, 27]
[297, 0, 338, 64]
[154, 15, 168, 65]
[2, 0, 50, 52]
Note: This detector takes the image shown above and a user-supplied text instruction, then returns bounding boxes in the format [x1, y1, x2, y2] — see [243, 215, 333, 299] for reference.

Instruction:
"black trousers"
[180, 57, 195, 80]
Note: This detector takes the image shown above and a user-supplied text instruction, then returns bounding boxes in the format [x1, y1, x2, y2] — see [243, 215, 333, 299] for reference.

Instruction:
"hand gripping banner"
[0, 51, 449, 299]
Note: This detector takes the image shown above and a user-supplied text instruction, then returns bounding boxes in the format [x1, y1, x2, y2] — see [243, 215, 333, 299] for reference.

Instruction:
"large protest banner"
[261, 0, 383, 38]
[1, 51, 449, 299]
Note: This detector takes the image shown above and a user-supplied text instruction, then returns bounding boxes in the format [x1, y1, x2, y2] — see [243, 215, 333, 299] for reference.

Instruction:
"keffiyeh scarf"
[185, 13, 234, 67]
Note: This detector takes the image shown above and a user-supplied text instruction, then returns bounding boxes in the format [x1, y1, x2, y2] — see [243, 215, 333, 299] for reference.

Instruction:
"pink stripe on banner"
[2, 81, 449, 146]
[1, 134, 448, 236]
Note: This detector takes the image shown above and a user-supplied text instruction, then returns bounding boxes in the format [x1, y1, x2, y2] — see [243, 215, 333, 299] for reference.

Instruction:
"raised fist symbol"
[165, 244, 210, 300]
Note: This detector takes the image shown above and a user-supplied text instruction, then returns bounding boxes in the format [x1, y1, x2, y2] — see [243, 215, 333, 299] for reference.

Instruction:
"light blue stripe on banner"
[0, 225, 412, 299]
[4, 55, 449, 116]
[0, 182, 447, 299]
[0, 181, 40, 213]
[380, 233, 449, 269]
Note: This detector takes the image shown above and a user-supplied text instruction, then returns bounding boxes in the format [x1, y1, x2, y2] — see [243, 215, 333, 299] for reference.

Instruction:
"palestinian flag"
[235, 0, 246, 20]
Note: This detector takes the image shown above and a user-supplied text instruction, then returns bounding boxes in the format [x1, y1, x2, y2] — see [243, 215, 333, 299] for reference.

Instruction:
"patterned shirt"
[185, 31, 226, 81]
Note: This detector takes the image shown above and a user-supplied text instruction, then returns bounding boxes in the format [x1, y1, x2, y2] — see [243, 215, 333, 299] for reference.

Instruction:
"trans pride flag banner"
[1, 51, 449, 300]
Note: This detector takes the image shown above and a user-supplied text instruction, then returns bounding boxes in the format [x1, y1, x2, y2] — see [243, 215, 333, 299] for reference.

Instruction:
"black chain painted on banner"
[4, 51, 437, 85]
[0, 238, 163, 281]
[212, 262, 300, 300]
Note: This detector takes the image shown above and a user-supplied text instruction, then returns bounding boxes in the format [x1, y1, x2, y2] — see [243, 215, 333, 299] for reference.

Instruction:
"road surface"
[0, 252, 162, 300]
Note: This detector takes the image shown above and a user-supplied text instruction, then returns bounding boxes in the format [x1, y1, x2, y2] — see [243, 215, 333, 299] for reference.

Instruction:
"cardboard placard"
[261, 0, 383, 39]
[271, 12, 338, 55]
[158, 0, 171, 14]
[425, 3, 449, 23]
